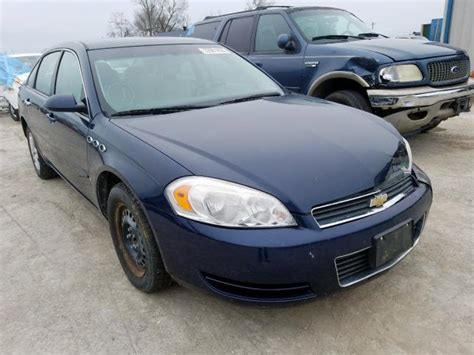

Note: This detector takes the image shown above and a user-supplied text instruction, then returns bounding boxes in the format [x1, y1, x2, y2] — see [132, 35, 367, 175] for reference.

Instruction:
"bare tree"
[108, 12, 135, 37]
[245, 0, 274, 10]
[134, 0, 188, 36]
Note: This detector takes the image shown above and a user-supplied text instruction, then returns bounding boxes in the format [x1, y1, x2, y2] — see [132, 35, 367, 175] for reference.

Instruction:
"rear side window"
[223, 16, 254, 53]
[189, 21, 221, 40]
[27, 63, 39, 87]
[255, 14, 292, 52]
[55, 52, 85, 104]
[35, 52, 61, 95]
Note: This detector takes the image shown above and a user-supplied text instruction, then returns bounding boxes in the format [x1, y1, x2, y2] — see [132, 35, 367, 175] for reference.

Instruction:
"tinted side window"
[35, 52, 61, 95]
[55, 52, 85, 104]
[219, 20, 231, 43]
[27, 63, 39, 87]
[190, 21, 221, 40]
[255, 14, 292, 52]
[224, 16, 254, 53]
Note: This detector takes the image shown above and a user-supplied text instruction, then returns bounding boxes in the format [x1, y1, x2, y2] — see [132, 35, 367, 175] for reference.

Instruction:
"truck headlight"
[380, 64, 423, 83]
[165, 176, 297, 228]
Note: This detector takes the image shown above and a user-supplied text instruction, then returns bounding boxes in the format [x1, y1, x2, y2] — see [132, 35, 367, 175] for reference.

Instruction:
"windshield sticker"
[198, 47, 230, 55]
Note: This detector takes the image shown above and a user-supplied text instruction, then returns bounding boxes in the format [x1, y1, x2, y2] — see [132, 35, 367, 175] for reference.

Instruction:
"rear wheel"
[26, 128, 57, 179]
[107, 183, 172, 293]
[8, 104, 19, 121]
[325, 90, 372, 112]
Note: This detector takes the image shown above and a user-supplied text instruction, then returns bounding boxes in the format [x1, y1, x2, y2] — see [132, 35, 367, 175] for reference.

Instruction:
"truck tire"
[325, 90, 372, 113]
[9, 104, 20, 121]
[107, 183, 172, 293]
[26, 128, 57, 179]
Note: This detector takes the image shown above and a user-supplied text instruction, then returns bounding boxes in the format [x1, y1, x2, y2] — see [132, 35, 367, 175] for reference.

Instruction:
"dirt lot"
[0, 111, 473, 354]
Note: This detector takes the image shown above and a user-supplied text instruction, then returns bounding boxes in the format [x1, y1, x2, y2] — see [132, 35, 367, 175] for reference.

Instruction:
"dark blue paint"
[19, 38, 432, 303]
[188, 6, 467, 93]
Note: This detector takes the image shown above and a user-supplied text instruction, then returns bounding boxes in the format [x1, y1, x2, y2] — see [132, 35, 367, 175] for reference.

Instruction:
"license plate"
[372, 223, 413, 268]
[455, 97, 470, 114]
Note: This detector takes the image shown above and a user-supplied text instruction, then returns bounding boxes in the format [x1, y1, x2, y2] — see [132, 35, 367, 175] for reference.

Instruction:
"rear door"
[47, 50, 93, 199]
[247, 14, 305, 92]
[25, 51, 62, 160]
[218, 16, 255, 54]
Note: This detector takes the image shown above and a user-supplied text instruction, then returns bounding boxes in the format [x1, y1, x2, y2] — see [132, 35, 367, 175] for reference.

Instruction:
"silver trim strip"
[313, 193, 407, 229]
[335, 217, 425, 288]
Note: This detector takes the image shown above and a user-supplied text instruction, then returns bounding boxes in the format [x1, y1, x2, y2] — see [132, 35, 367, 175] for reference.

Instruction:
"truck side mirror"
[277, 34, 296, 51]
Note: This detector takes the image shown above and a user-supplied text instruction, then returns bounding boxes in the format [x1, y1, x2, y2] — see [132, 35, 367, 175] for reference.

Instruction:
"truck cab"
[187, 6, 474, 134]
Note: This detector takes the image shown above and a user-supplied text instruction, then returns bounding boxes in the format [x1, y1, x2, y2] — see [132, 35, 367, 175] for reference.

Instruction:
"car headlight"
[379, 64, 423, 83]
[165, 176, 297, 228]
[396, 138, 413, 173]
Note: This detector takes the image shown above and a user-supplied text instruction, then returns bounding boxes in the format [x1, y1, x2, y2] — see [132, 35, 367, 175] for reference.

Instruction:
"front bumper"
[148, 176, 433, 304]
[367, 79, 474, 133]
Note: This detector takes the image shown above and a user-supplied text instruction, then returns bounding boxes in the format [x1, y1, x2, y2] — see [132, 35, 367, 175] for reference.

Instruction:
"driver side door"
[47, 50, 93, 200]
[247, 14, 305, 93]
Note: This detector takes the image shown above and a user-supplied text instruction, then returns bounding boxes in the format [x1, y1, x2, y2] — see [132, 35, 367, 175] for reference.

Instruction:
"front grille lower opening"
[203, 273, 315, 301]
[335, 214, 425, 286]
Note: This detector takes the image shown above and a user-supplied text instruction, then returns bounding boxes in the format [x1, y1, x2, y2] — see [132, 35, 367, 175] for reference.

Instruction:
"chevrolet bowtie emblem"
[370, 193, 388, 208]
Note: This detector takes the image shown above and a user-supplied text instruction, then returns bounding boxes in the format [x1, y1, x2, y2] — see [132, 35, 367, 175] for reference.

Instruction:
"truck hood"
[324, 38, 465, 62]
[112, 95, 403, 213]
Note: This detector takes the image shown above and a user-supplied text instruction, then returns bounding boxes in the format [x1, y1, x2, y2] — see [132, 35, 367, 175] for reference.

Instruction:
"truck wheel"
[107, 183, 172, 293]
[26, 128, 57, 179]
[8, 104, 20, 121]
[325, 90, 372, 112]
[421, 121, 441, 133]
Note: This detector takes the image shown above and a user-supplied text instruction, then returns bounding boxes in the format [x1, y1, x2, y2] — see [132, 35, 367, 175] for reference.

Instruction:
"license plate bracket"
[371, 223, 413, 268]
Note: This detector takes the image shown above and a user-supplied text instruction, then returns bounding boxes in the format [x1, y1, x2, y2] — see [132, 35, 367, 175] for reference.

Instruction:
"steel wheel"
[28, 131, 41, 172]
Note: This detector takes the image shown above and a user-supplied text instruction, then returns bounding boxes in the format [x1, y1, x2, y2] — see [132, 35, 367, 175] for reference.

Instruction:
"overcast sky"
[0, 0, 446, 53]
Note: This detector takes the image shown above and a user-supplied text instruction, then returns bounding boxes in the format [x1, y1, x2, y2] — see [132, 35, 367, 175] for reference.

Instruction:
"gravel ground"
[0, 112, 473, 354]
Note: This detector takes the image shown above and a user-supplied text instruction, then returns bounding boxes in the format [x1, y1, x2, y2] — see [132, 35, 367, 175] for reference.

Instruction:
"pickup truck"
[187, 6, 474, 134]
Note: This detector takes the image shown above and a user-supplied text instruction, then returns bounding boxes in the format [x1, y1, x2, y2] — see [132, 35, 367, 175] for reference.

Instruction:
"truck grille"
[312, 175, 416, 228]
[427, 57, 470, 85]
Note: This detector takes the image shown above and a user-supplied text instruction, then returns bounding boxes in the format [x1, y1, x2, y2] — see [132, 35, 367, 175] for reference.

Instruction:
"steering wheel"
[104, 83, 136, 109]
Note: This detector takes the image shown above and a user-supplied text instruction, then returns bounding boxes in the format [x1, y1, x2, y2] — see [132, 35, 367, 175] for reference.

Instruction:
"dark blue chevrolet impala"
[18, 38, 432, 303]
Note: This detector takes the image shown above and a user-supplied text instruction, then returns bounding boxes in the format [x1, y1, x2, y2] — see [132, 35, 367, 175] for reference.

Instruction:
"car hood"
[325, 38, 464, 62]
[112, 95, 403, 214]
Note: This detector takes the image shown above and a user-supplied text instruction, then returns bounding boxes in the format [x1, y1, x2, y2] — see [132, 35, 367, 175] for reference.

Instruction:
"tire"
[107, 183, 171, 293]
[421, 121, 441, 133]
[26, 128, 57, 179]
[325, 90, 372, 112]
[8, 103, 19, 121]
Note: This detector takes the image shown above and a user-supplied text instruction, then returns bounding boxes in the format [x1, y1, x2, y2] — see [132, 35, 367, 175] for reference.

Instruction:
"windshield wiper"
[111, 105, 210, 117]
[312, 35, 364, 41]
[358, 32, 387, 38]
[216, 92, 282, 106]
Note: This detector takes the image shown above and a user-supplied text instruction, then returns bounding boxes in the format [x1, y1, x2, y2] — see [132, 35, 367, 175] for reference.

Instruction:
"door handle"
[23, 98, 32, 106]
[46, 112, 56, 123]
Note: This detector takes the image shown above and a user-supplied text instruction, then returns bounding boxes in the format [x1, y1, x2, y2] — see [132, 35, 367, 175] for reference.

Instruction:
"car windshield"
[290, 9, 373, 42]
[88, 44, 283, 116]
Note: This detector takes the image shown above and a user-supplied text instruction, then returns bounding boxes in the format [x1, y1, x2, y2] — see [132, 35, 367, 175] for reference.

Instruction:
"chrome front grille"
[312, 176, 416, 228]
[427, 57, 470, 85]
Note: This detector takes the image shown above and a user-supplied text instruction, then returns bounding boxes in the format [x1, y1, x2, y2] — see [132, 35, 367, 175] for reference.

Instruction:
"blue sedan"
[18, 38, 432, 304]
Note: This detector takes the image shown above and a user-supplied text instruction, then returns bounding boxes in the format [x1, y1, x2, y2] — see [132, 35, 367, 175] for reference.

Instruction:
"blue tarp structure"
[428, 18, 443, 42]
[0, 54, 33, 87]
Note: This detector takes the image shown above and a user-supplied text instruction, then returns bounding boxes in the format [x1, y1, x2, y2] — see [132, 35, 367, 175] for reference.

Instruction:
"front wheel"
[325, 90, 372, 112]
[107, 183, 172, 293]
[8, 104, 19, 121]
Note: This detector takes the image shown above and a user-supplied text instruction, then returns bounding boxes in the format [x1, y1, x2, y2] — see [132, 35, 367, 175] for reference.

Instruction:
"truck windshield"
[290, 9, 373, 42]
[88, 44, 283, 117]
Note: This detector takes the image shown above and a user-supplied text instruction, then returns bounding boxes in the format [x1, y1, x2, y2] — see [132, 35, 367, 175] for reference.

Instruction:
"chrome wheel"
[28, 132, 41, 172]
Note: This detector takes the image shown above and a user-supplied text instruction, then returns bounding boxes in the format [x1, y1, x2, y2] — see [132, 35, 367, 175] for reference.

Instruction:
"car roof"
[199, 6, 345, 23]
[10, 53, 42, 57]
[53, 37, 214, 51]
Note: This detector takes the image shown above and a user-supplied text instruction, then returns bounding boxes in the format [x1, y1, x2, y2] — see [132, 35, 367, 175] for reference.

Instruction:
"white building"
[442, 0, 474, 73]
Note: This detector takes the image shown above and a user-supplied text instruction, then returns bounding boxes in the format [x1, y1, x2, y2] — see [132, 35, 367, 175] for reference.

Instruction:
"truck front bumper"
[367, 79, 474, 133]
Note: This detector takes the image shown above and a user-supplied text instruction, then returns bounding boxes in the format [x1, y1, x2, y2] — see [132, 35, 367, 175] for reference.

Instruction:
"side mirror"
[277, 33, 296, 51]
[44, 94, 87, 113]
